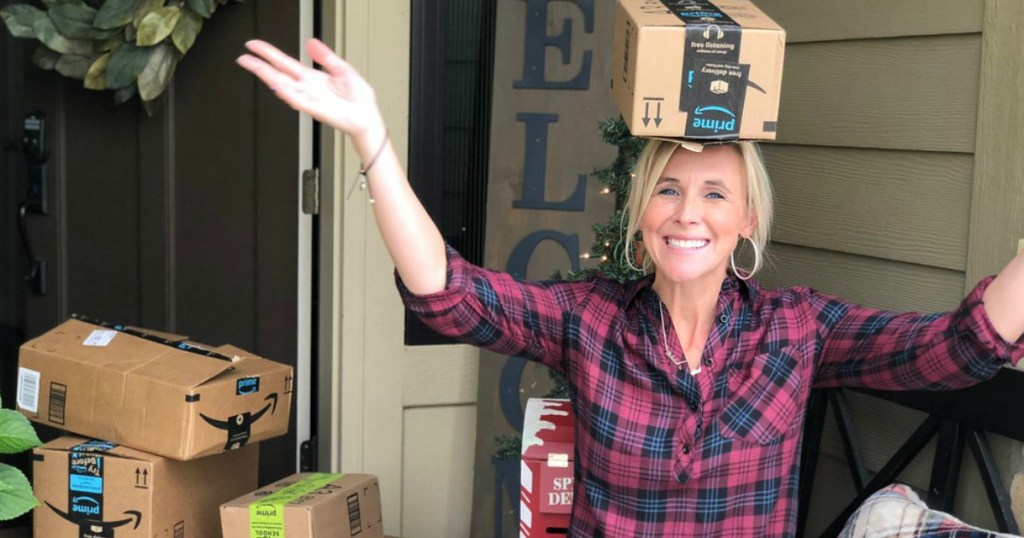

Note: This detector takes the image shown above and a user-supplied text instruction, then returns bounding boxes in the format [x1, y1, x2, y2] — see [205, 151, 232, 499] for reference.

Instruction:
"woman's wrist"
[359, 128, 390, 177]
[353, 118, 389, 163]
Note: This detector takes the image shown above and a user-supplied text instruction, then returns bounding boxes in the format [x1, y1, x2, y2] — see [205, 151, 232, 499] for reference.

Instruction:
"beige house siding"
[757, 0, 1024, 533]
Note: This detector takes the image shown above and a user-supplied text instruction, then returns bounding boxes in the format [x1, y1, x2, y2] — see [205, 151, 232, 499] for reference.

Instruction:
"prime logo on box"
[46, 440, 143, 538]
[669, 0, 750, 138]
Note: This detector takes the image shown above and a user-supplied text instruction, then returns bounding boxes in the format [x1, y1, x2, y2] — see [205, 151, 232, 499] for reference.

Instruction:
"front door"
[2, 1, 309, 487]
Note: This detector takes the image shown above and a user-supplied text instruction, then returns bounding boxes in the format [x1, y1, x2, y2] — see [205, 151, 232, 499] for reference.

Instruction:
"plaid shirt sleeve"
[810, 275, 1024, 389]
[397, 245, 596, 373]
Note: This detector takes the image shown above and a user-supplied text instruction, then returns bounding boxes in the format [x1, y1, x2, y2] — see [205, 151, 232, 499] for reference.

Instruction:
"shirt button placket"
[674, 444, 693, 484]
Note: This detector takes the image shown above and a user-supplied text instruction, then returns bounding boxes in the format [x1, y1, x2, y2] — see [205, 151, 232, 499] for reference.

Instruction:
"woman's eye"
[657, 187, 678, 196]
[706, 191, 725, 200]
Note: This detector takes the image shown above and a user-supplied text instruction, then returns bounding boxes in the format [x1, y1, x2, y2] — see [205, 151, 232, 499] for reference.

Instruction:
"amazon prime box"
[16, 318, 293, 460]
[33, 436, 258, 538]
[220, 472, 384, 538]
[611, 0, 786, 140]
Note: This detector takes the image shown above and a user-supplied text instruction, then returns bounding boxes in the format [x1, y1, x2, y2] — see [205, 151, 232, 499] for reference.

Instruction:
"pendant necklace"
[658, 301, 701, 374]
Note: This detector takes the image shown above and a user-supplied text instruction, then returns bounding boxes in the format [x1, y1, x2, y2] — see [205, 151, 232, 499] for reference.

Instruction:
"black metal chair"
[798, 368, 1024, 537]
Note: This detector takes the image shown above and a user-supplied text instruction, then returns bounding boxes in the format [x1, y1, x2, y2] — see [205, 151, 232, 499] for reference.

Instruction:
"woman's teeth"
[666, 238, 709, 249]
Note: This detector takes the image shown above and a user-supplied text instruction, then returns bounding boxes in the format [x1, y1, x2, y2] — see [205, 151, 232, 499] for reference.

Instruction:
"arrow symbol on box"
[643, 98, 665, 128]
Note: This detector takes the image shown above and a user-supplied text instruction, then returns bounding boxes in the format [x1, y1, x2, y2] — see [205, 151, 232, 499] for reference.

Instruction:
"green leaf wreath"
[1, 0, 239, 110]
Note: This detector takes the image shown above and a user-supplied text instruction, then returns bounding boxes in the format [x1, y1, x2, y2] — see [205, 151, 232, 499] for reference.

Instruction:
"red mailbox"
[520, 398, 574, 537]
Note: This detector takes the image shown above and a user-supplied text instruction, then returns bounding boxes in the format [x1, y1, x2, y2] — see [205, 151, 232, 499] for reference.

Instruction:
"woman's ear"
[742, 210, 758, 238]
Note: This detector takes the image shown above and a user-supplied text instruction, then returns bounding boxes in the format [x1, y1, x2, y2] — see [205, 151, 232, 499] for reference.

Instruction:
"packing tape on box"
[67, 440, 117, 523]
[659, 0, 749, 139]
[249, 473, 342, 538]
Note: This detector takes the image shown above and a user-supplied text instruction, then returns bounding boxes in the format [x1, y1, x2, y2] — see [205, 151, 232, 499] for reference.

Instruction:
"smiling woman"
[238, 27, 1024, 536]
[625, 141, 772, 281]
[638, 145, 755, 284]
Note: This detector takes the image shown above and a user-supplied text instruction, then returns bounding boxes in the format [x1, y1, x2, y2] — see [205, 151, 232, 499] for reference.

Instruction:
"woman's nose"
[674, 195, 699, 224]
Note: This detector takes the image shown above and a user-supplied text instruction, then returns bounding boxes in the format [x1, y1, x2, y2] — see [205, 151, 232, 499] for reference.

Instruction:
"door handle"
[18, 112, 47, 296]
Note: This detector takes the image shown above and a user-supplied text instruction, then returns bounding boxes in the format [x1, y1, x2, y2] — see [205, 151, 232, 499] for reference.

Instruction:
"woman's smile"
[664, 237, 710, 251]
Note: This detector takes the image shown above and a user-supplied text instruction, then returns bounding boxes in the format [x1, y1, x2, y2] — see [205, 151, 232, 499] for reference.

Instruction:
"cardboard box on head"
[33, 436, 258, 538]
[220, 472, 384, 538]
[15, 318, 293, 460]
[611, 0, 786, 140]
[521, 398, 575, 538]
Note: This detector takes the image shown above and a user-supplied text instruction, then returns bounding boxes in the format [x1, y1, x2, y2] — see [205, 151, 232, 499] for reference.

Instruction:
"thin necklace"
[658, 301, 700, 374]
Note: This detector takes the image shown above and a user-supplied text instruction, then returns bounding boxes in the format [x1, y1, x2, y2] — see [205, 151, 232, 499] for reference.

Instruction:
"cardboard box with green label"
[220, 472, 384, 538]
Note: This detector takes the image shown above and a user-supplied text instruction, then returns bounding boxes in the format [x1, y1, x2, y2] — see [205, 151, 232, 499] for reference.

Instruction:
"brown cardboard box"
[220, 472, 384, 538]
[15, 318, 293, 460]
[33, 435, 258, 538]
[611, 0, 786, 140]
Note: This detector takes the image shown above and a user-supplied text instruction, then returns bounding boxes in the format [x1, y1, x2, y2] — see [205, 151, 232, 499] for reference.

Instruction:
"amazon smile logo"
[200, 393, 278, 450]
[47, 502, 141, 538]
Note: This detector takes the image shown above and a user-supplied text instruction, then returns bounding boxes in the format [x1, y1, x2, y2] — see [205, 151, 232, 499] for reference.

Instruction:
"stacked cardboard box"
[611, 0, 786, 141]
[16, 317, 294, 537]
[33, 437, 259, 537]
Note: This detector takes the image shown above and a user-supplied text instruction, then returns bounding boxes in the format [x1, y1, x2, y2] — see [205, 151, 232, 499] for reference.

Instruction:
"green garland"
[1, 0, 239, 111]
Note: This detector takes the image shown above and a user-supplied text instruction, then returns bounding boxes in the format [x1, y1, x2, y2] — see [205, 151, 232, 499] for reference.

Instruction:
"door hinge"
[302, 168, 320, 215]
[300, 436, 318, 471]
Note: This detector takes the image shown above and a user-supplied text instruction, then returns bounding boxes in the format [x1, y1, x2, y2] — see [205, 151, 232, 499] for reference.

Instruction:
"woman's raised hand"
[238, 37, 447, 294]
[237, 39, 383, 141]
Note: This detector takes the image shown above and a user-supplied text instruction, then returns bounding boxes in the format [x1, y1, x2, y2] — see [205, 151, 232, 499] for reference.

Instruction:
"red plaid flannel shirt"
[399, 247, 1024, 537]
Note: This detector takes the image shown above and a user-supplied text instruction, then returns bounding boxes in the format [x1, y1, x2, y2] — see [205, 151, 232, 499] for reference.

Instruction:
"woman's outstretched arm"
[237, 38, 447, 294]
[982, 248, 1024, 343]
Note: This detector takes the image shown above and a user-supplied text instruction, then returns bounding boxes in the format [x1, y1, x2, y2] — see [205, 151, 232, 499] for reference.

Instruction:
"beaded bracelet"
[359, 129, 389, 177]
[349, 129, 389, 203]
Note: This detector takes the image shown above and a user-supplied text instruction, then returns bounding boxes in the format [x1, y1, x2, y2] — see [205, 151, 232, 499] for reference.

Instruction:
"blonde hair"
[623, 140, 774, 277]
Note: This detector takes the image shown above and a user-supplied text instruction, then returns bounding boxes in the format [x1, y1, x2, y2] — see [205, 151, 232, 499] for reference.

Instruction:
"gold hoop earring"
[730, 237, 760, 281]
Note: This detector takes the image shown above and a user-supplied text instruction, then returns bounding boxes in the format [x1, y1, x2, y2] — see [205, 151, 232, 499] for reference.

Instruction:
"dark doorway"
[1, 3, 307, 530]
